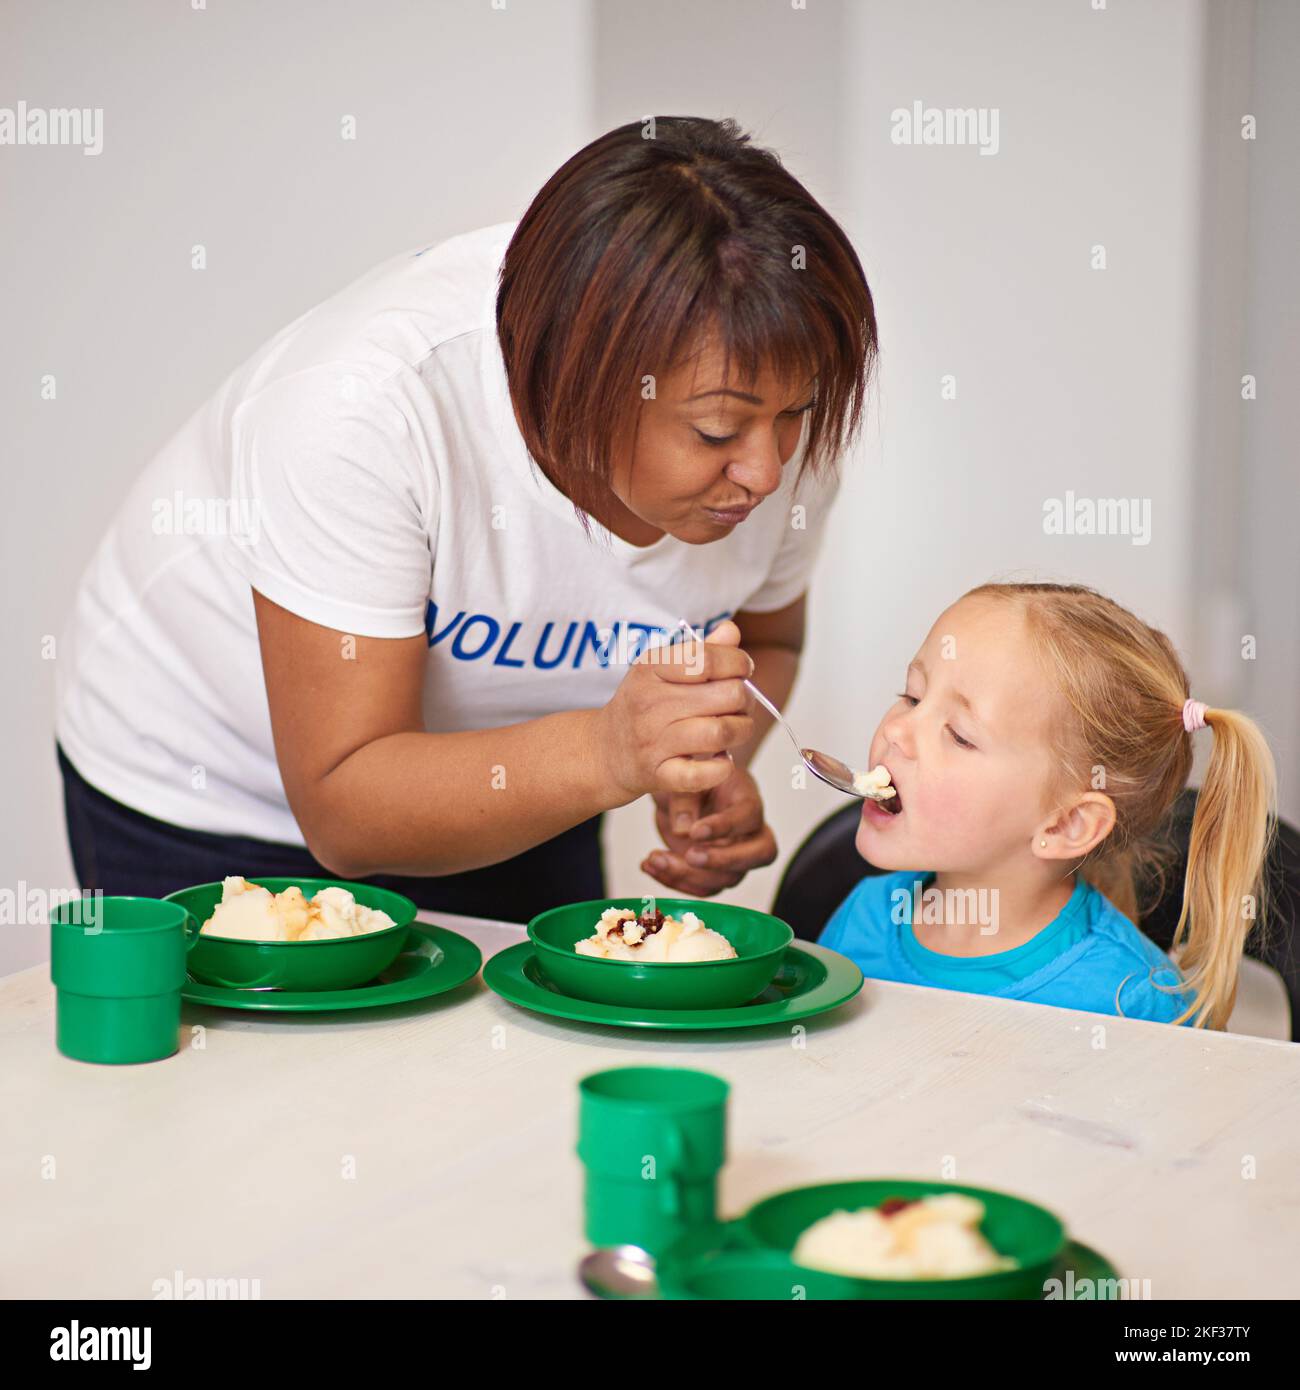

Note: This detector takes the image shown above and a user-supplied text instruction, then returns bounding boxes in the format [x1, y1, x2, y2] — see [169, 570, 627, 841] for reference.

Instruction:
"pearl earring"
[1039, 839, 1048, 848]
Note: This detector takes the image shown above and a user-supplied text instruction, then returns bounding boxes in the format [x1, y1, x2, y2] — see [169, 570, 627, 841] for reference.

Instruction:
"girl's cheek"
[914, 779, 978, 849]
[950, 778, 1020, 850]
[914, 779, 956, 827]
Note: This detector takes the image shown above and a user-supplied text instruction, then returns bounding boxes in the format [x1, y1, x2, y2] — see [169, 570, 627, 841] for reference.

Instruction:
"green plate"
[483, 940, 863, 1030]
[180, 924, 481, 1012]
[1043, 1241, 1123, 1298]
[650, 1227, 1120, 1300]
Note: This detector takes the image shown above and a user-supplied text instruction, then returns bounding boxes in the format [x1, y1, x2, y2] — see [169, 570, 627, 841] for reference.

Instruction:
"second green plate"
[483, 940, 863, 1030]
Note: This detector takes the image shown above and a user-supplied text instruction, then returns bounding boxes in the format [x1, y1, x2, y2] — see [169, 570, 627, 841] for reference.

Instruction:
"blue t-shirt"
[819, 871, 1192, 1024]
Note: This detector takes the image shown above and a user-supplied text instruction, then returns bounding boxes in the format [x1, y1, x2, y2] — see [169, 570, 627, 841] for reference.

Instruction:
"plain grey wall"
[2, 0, 1294, 980]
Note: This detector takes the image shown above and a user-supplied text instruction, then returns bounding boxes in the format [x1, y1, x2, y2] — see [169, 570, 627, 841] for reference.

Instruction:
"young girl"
[819, 582, 1277, 1027]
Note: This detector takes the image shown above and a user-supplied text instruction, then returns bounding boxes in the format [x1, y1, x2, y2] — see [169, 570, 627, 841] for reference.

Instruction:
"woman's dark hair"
[496, 116, 878, 533]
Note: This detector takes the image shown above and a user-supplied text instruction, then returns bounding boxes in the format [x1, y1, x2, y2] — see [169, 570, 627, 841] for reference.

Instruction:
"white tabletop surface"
[3, 909, 1298, 1300]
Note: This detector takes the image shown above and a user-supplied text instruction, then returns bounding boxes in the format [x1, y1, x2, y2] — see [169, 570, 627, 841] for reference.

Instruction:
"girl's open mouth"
[856, 764, 903, 816]
[873, 784, 903, 816]
[863, 790, 903, 822]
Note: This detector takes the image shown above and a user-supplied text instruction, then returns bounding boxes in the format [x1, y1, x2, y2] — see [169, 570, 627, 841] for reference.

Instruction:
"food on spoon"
[792, 1193, 1014, 1279]
[574, 905, 738, 962]
[853, 764, 899, 812]
[201, 876, 396, 942]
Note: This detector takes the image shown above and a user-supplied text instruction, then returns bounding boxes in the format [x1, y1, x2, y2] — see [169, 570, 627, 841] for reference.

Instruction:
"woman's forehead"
[665, 349, 814, 404]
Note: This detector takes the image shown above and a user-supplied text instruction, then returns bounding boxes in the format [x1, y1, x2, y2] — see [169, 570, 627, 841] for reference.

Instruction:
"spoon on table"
[578, 1245, 660, 1299]
[675, 619, 898, 807]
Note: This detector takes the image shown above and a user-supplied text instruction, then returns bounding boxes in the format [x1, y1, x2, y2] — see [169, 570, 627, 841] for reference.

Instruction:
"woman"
[54, 116, 877, 922]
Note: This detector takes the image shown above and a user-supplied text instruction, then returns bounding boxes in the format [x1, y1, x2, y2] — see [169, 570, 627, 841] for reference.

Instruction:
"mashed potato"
[574, 906, 737, 962]
[793, 1194, 1014, 1279]
[852, 764, 897, 803]
[201, 877, 396, 943]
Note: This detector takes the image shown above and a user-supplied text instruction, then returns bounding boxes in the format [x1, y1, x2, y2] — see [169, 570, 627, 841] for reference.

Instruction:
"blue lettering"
[493, 621, 526, 668]
[573, 621, 619, 669]
[624, 622, 658, 662]
[451, 615, 500, 660]
[425, 602, 465, 648]
[535, 621, 577, 670]
[421, 608, 736, 668]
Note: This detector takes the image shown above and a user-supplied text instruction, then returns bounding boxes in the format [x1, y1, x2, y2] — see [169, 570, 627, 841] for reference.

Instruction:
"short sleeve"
[740, 432, 842, 614]
[224, 370, 435, 638]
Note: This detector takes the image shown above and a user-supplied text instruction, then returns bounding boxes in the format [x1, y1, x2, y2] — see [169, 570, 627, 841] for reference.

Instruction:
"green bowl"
[164, 878, 416, 991]
[739, 1179, 1067, 1300]
[528, 897, 793, 1009]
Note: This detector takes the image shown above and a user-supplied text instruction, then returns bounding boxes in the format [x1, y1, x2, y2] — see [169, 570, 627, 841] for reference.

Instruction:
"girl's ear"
[1035, 794, 1116, 860]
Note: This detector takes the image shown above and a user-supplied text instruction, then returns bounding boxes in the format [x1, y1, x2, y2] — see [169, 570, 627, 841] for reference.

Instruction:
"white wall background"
[2, 0, 1294, 980]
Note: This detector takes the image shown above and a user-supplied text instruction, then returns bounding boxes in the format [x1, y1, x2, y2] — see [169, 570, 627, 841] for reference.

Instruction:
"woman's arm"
[252, 590, 754, 879]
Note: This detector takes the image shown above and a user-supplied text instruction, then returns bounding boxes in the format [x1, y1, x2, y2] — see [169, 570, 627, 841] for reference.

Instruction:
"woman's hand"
[640, 765, 777, 896]
[593, 620, 755, 805]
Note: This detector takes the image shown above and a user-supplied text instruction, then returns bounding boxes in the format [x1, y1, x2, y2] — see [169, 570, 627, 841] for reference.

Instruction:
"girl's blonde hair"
[965, 582, 1277, 1029]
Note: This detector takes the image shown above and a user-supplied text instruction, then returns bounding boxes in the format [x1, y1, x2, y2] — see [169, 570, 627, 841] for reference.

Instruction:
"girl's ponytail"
[1169, 705, 1277, 1028]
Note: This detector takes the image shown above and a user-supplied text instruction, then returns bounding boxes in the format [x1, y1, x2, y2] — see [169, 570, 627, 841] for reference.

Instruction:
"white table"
[2, 910, 1298, 1299]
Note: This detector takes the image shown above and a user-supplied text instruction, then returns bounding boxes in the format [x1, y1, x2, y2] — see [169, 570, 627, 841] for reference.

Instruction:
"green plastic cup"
[578, 1066, 729, 1258]
[50, 896, 197, 1065]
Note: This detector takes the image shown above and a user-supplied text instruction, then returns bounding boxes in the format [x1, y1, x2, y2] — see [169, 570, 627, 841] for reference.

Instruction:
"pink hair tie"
[1182, 698, 1208, 733]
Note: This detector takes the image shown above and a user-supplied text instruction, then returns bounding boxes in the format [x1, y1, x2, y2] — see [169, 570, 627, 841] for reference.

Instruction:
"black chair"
[771, 789, 1300, 1040]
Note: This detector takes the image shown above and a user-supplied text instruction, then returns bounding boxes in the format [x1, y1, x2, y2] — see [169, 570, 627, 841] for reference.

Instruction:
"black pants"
[56, 743, 605, 923]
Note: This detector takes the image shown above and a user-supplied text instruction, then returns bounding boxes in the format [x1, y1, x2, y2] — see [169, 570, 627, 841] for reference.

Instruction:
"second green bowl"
[528, 898, 793, 1009]
[164, 878, 417, 991]
[739, 1178, 1067, 1300]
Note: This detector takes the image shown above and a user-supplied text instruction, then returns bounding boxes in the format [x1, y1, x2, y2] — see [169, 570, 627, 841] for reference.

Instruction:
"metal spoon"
[676, 619, 873, 799]
[578, 1245, 660, 1299]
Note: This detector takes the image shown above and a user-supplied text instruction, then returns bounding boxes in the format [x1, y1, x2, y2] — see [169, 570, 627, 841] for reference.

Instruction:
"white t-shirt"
[55, 221, 842, 845]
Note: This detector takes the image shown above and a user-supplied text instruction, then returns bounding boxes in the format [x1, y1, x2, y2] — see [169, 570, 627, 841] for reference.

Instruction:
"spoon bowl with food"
[677, 621, 900, 806]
